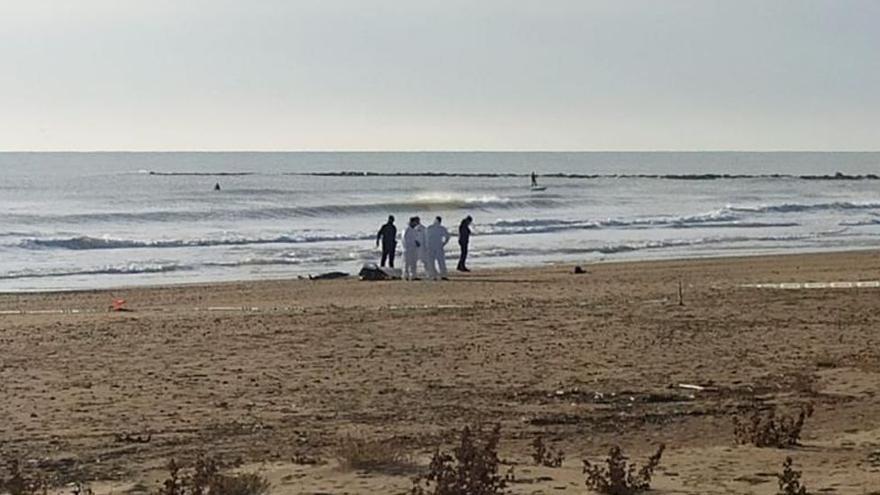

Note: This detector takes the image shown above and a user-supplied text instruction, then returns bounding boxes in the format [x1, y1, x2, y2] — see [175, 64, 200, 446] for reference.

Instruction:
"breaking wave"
[18, 208, 804, 252]
[485, 211, 798, 235]
[20, 233, 370, 250]
[727, 201, 880, 214]
[6, 195, 562, 224]
[0, 262, 188, 280]
[472, 231, 838, 259]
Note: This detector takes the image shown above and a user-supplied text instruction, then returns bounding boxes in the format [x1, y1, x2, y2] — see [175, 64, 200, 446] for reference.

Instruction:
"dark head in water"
[214, 183, 221, 191]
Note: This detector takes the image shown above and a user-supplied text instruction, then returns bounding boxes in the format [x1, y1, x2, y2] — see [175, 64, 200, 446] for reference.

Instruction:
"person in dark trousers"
[457, 215, 473, 272]
[376, 215, 397, 267]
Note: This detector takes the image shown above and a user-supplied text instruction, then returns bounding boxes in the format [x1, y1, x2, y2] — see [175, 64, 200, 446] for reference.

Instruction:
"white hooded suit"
[425, 220, 450, 279]
[403, 223, 426, 280]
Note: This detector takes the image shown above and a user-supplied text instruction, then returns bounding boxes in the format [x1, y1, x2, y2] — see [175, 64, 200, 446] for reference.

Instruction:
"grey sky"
[2, 0, 878, 151]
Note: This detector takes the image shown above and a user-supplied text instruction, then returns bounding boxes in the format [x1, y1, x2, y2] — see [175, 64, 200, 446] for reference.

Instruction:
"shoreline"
[2, 246, 879, 298]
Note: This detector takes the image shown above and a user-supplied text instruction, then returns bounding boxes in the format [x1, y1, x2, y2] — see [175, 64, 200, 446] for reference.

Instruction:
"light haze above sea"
[1, 151, 879, 292]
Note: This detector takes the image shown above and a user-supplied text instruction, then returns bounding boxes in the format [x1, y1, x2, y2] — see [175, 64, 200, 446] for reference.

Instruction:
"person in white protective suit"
[402, 216, 425, 280]
[425, 216, 451, 280]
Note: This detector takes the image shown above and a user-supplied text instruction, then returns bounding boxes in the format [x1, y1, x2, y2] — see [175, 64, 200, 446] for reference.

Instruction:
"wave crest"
[0, 262, 188, 280]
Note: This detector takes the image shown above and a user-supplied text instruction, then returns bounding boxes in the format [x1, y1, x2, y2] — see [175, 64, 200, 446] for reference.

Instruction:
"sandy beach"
[2, 250, 880, 494]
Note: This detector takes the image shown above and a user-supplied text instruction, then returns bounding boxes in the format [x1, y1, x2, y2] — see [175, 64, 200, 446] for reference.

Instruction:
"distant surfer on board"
[214, 182, 221, 191]
[530, 172, 546, 191]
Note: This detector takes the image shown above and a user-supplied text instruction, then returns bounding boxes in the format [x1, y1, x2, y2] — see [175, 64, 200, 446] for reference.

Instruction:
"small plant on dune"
[582, 444, 665, 495]
[531, 436, 564, 468]
[70, 481, 94, 495]
[334, 434, 411, 472]
[733, 404, 814, 448]
[1, 459, 47, 495]
[411, 424, 507, 495]
[155, 456, 269, 495]
[777, 457, 809, 495]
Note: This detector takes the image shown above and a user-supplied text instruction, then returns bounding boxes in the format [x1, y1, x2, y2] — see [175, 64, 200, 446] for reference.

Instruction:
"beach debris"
[109, 299, 132, 312]
[573, 265, 586, 274]
[291, 452, 324, 465]
[114, 432, 152, 444]
[676, 383, 714, 392]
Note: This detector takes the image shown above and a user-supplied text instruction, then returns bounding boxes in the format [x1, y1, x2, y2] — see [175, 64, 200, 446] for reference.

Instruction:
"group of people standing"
[376, 214, 473, 281]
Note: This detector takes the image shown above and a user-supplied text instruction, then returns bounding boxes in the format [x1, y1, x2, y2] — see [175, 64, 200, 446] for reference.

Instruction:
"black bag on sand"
[358, 262, 401, 281]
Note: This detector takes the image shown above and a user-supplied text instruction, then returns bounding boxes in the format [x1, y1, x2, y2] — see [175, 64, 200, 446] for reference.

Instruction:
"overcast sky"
[1, 0, 878, 151]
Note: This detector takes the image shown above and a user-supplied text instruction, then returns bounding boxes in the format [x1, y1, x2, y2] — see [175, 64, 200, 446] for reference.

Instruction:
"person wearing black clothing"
[457, 215, 473, 272]
[376, 215, 397, 267]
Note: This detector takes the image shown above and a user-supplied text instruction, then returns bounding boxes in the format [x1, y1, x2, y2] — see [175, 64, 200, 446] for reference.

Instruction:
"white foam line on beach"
[742, 280, 880, 289]
[0, 308, 102, 316]
[386, 304, 470, 310]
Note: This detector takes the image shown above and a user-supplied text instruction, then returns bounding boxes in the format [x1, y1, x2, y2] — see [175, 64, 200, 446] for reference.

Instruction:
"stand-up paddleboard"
[530, 185, 547, 192]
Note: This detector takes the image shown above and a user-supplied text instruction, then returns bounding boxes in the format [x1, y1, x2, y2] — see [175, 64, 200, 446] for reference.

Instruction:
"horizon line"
[2, 149, 880, 154]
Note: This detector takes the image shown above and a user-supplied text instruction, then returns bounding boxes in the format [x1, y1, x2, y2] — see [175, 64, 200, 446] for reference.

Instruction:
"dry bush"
[777, 457, 809, 495]
[334, 435, 411, 472]
[582, 444, 665, 495]
[531, 436, 564, 468]
[1, 459, 47, 495]
[733, 404, 814, 448]
[411, 424, 507, 495]
[70, 482, 94, 495]
[155, 456, 269, 495]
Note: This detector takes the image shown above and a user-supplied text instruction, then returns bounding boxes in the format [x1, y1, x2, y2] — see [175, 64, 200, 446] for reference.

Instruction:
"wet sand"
[2, 250, 880, 494]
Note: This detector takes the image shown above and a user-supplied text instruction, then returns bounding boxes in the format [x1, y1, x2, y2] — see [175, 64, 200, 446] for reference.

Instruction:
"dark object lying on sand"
[308, 271, 349, 280]
[573, 266, 586, 274]
[358, 262, 401, 281]
[115, 432, 152, 444]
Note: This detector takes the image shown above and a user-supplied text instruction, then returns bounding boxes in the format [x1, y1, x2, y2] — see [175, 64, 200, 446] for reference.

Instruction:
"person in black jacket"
[457, 215, 473, 272]
[376, 215, 397, 268]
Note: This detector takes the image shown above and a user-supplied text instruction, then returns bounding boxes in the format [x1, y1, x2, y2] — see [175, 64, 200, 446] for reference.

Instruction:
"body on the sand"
[376, 215, 397, 268]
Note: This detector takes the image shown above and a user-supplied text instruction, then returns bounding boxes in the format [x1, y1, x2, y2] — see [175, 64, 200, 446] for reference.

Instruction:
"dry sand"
[2, 250, 880, 494]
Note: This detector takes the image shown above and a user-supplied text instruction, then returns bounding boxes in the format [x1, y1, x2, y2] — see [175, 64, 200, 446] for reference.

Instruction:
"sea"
[1, 151, 879, 292]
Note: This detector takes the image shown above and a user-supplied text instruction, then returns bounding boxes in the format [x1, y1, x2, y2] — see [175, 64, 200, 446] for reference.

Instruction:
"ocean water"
[1, 151, 879, 292]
